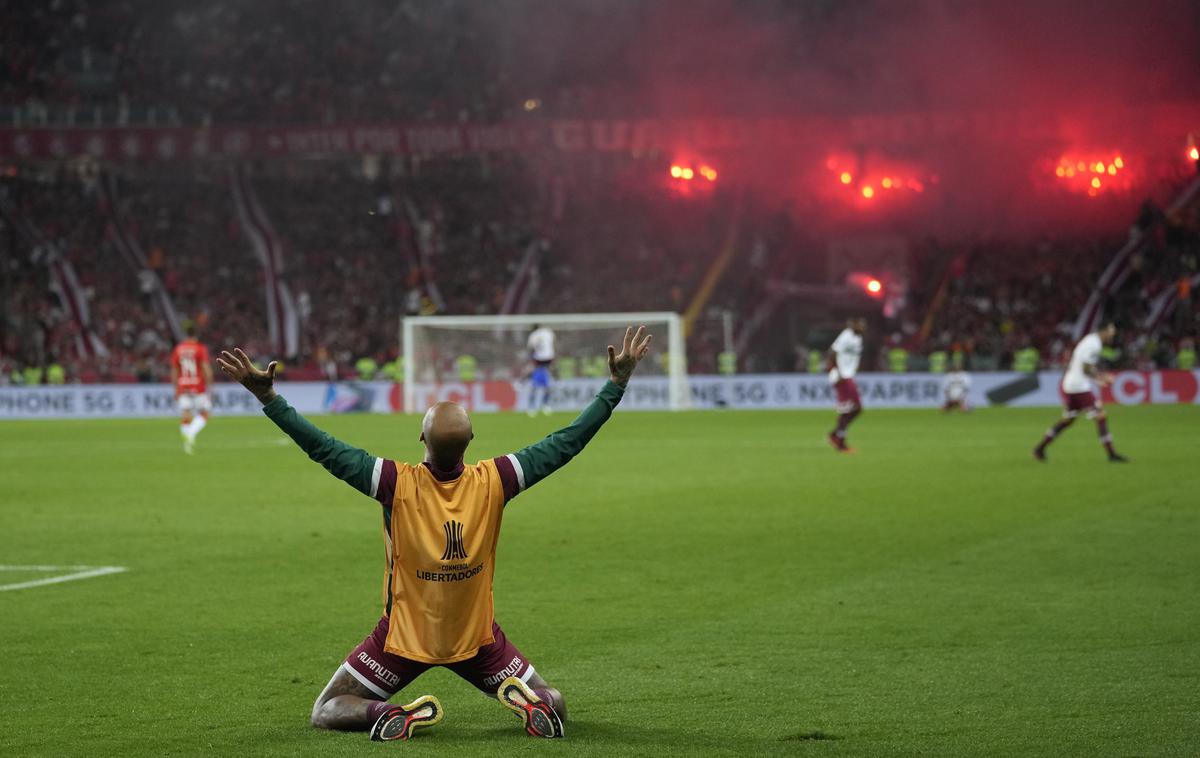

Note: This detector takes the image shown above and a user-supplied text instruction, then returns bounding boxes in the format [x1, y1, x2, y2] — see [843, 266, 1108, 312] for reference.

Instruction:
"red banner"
[3, 104, 1198, 161]
[0, 120, 831, 160]
[0, 124, 547, 161]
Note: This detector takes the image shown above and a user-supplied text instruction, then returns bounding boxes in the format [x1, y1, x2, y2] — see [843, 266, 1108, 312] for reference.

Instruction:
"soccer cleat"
[1108, 453, 1130, 463]
[182, 431, 194, 455]
[540, 405, 552, 416]
[497, 676, 564, 739]
[1032, 448, 1046, 462]
[827, 433, 855, 454]
[369, 695, 443, 741]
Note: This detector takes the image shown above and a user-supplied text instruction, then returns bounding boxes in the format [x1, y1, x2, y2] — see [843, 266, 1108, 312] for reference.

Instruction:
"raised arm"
[502, 326, 651, 498]
[217, 348, 379, 497]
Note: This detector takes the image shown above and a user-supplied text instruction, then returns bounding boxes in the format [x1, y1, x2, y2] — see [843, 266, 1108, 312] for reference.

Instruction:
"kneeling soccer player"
[218, 326, 653, 741]
[941, 365, 971, 412]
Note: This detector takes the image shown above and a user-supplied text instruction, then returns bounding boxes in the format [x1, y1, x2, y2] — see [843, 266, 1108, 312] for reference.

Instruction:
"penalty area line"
[0, 565, 128, 593]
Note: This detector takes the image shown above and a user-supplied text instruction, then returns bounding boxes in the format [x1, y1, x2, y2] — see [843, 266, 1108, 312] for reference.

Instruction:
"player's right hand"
[217, 348, 278, 405]
[607, 325, 652, 387]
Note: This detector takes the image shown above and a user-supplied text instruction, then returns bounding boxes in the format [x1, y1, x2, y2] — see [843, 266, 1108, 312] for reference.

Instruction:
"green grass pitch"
[1, 405, 1198, 757]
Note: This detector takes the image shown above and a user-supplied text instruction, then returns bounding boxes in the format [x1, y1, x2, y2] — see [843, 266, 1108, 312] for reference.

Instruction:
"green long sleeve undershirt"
[510, 380, 625, 491]
[261, 379, 626, 498]
[262, 395, 376, 496]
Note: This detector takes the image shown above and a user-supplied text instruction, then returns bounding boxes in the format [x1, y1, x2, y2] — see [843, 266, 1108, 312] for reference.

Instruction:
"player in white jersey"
[827, 317, 866, 452]
[525, 325, 555, 416]
[1033, 322, 1127, 462]
[941, 365, 971, 412]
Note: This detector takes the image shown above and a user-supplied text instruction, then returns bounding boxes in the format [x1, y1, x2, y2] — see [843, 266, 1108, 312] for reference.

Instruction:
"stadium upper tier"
[1, 1, 505, 125]
[5, 0, 1198, 129]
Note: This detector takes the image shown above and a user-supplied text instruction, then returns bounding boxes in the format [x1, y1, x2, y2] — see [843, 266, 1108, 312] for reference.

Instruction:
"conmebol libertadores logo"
[441, 520, 468, 561]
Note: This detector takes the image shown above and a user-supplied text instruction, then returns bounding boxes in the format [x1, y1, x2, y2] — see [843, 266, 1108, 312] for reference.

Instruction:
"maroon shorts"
[834, 378, 861, 411]
[1062, 390, 1102, 417]
[341, 616, 536, 699]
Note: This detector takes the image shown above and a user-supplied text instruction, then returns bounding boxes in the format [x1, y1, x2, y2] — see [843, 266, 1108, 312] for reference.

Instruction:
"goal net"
[401, 312, 688, 413]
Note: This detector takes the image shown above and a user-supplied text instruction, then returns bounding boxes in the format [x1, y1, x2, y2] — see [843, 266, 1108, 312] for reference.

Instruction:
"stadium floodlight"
[401, 312, 688, 413]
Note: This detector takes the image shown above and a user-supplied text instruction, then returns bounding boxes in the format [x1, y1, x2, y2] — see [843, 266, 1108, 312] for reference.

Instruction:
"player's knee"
[310, 699, 334, 729]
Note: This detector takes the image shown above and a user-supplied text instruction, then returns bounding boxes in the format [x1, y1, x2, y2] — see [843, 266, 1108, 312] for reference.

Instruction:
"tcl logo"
[1101, 371, 1199, 405]
[388, 381, 518, 412]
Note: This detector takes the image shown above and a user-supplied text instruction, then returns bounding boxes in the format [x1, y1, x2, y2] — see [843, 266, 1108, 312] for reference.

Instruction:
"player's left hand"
[1098, 371, 1115, 387]
[217, 348, 278, 405]
[608, 325, 652, 387]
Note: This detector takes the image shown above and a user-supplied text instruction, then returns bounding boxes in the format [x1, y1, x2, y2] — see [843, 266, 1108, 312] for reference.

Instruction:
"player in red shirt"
[171, 323, 213, 454]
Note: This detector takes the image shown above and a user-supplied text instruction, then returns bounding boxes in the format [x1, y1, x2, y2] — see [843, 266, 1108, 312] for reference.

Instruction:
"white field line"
[0, 565, 128, 592]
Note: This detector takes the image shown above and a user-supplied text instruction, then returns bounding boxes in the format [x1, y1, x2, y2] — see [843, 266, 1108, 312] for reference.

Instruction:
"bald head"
[421, 401, 474, 470]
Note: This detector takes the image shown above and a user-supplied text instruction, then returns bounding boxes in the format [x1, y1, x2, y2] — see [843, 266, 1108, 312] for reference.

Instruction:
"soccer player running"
[170, 323, 212, 454]
[525, 323, 556, 416]
[827, 317, 866, 452]
[218, 326, 652, 742]
[1033, 321, 1128, 462]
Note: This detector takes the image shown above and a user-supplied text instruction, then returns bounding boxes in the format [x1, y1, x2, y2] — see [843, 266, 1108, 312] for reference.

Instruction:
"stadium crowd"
[3, 0, 1198, 384]
[909, 195, 1200, 373]
[3, 157, 1198, 385]
[0, 158, 732, 383]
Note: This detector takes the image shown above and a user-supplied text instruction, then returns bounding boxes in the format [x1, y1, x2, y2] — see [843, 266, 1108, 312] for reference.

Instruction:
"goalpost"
[401, 312, 689, 413]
